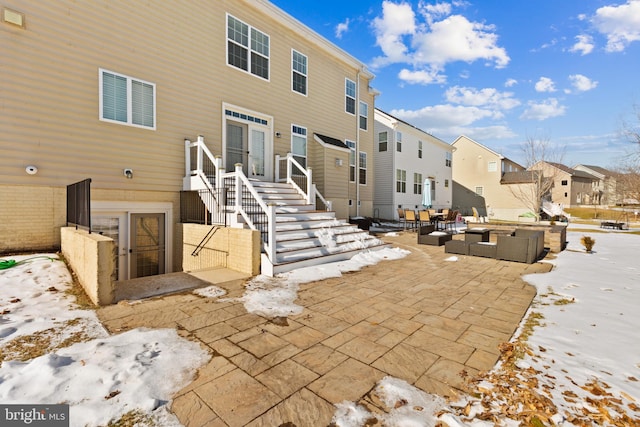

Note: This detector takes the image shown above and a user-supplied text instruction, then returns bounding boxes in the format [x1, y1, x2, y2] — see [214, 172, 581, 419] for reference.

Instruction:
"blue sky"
[270, 0, 640, 169]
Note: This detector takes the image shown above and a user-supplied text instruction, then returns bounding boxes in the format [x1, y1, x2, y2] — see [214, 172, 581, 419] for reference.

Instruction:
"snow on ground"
[206, 247, 411, 318]
[2, 224, 639, 426]
[0, 254, 210, 427]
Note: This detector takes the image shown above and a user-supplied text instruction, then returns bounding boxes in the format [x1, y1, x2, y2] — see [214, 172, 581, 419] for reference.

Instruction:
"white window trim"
[396, 169, 407, 193]
[378, 131, 388, 152]
[99, 68, 156, 130]
[226, 13, 270, 81]
[291, 49, 308, 96]
[346, 140, 356, 182]
[345, 78, 356, 115]
[291, 124, 307, 167]
[359, 101, 368, 131]
[413, 173, 422, 195]
[359, 151, 367, 186]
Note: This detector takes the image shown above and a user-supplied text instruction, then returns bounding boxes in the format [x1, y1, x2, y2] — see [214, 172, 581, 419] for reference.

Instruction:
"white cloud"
[569, 34, 595, 55]
[567, 74, 598, 92]
[391, 104, 499, 128]
[505, 78, 518, 87]
[419, 1, 452, 24]
[335, 18, 350, 39]
[398, 68, 447, 85]
[535, 77, 556, 93]
[592, 0, 640, 52]
[445, 86, 520, 110]
[453, 125, 517, 141]
[371, 1, 416, 66]
[371, 2, 509, 75]
[520, 98, 567, 121]
[412, 15, 510, 68]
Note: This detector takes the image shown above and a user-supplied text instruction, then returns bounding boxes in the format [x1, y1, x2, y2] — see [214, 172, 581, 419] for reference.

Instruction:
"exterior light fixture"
[3, 8, 25, 28]
[25, 165, 38, 175]
[123, 169, 133, 179]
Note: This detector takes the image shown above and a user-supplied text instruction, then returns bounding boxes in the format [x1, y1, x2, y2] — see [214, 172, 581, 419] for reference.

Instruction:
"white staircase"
[251, 181, 389, 276]
[184, 136, 388, 276]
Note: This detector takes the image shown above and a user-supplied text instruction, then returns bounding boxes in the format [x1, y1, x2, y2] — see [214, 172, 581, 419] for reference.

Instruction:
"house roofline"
[452, 135, 526, 168]
[374, 108, 451, 150]
[251, 0, 374, 80]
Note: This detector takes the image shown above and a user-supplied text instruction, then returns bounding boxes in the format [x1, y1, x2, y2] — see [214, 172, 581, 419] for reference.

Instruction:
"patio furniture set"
[417, 226, 546, 264]
[399, 208, 460, 233]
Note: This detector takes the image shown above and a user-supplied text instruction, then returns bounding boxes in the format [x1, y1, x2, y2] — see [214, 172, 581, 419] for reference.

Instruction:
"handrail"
[313, 184, 332, 211]
[275, 153, 331, 211]
[222, 164, 276, 262]
[185, 139, 334, 268]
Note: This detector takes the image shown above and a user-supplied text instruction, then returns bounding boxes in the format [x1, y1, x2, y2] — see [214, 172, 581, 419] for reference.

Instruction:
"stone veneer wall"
[60, 227, 115, 305]
[182, 224, 260, 276]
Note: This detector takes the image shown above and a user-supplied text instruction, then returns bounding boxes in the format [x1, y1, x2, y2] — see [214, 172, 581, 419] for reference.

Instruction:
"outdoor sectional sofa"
[496, 229, 545, 264]
[445, 228, 545, 264]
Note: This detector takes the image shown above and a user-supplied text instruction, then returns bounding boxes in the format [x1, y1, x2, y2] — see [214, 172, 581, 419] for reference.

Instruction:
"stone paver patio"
[96, 231, 552, 426]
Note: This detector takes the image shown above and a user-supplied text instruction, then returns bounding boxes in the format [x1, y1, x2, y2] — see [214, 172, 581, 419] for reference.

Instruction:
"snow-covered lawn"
[0, 255, 210, 426]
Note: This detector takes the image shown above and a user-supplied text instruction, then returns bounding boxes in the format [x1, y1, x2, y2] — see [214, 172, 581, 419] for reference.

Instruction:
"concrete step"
[261, 240, 391, 276]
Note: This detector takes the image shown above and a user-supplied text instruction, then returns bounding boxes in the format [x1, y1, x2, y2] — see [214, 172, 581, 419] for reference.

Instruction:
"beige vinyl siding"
[3, 0, 372, 187]
[2, 0, 376, 253]
[2, 1, 218, 190]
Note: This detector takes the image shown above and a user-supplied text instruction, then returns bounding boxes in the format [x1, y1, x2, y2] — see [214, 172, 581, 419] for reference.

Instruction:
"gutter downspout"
[355, 68, 361, 217]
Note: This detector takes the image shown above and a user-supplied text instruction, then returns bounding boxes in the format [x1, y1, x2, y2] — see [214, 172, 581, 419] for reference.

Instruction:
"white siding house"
[373, 109, 453, 220]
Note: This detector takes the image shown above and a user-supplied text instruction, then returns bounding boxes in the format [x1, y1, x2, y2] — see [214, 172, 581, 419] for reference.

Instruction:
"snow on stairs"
[251, 181, 390, 276]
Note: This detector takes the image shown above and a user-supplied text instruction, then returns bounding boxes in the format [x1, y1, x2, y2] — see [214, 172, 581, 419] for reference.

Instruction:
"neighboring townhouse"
[2, 1, 377, 280]
[451, 135, 535, 221]
[529, 162, 596, 207]
[573, 164, 619, 205]
[373, 109, 453, 220]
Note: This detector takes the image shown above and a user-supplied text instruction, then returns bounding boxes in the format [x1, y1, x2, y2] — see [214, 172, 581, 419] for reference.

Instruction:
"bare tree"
[621, 103, 640, 145]
[507, 135, 565, 222]
[615, 104, 640, 205]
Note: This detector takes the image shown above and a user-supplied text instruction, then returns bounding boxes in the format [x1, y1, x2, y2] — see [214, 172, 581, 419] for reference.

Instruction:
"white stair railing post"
[306, 167, 313, 205]
[274, 154, 281, 182]
[286, 152, 293, 181]
[234, 163, 243, 214]
[267, 203, 277, 264]
[196, 135, 204, 173]
[184, 139, 191, 177]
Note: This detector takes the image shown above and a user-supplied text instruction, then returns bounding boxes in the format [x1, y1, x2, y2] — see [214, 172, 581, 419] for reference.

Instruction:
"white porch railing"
[183, 137, 331, 268]
[275, 153, 332, 211]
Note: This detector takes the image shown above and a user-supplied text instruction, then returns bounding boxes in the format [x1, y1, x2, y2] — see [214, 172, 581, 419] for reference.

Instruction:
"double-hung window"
[378, 131, 388, 152]
[396, 132, 402, 152]
[291, 125, 307, 168]
[413, 173, 422, 194]
[359, 101, 368, 130]
[359, 152, 367, 185]
[346, 140, 356, 182]
[292, 50, 307, 95]
[396, 169, 406, 193]
[227, 14, 269, 80]
[100, 69, 155, 129]
[345, 79, 356, 114]
[445, 151, 452, 167]
[418, 141, 423, 158]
